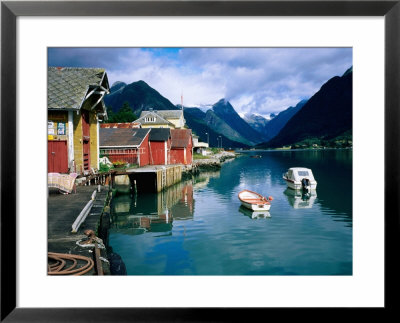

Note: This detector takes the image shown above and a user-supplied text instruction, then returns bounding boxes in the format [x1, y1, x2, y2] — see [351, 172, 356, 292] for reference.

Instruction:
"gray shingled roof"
[149, 128, 171, 141]
[100, 128, 150, 147]
[48, 67, 108, 110]
[140, 110, 183, 119]
[136, 111, 175, 126]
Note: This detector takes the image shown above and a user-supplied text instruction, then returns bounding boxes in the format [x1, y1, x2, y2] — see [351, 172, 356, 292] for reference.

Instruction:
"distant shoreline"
[237, 147, 353, 153]
[191, 151, 236, 173]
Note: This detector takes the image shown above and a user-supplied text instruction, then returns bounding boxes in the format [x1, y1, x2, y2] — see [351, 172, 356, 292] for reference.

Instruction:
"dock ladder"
[161, 167, 166, 189]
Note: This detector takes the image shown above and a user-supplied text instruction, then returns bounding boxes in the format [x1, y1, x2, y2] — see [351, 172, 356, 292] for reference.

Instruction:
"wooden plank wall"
[159, 165, 182, 192]
[72, 107, 99, 173]
[89, 111, 98, 170]
[73, 111, 83, 173]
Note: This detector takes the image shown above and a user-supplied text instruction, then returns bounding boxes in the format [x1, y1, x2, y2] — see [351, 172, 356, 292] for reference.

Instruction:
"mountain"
[211, 99, 265, 145]
[263, 68, 352, 148]
[204, 109, 254, 146]
[104, 80, 179, 116]
[242, 100, 306, 142]
[262, 99, 308, 141]
[183, 107, 250, 148]
[242, 113, 271, 138]
[110, 81, 127, 93]
[104, 80, 251, 148]
[183, 99, 265, 147]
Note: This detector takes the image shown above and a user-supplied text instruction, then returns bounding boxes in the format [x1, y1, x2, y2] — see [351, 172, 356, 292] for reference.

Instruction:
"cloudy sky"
[48, 47, 352, 118]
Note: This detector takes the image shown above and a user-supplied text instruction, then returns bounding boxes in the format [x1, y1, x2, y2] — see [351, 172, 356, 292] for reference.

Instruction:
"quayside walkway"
[48, 185, 110, 275]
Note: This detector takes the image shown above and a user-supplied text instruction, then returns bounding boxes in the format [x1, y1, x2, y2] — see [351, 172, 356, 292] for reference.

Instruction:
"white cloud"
[49, 47, 352, 114]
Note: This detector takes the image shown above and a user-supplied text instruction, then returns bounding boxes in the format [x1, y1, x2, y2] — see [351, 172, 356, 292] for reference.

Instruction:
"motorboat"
[238, 189, 273, 211]
[283, 167, 317, 191]
[238, 206, 271, 219]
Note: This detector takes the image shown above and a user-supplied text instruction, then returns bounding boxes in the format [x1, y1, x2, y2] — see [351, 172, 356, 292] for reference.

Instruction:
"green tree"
[103, 106, 115, 123]
[115, 102, 137, 122]
[105, 102, 137, 123]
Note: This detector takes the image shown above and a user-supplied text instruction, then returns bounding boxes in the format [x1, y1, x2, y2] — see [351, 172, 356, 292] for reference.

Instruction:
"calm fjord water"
[109, 149, 352, 275]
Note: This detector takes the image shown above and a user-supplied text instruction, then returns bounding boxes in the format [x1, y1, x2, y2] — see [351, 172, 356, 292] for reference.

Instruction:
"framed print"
[1, 0, 399, 321]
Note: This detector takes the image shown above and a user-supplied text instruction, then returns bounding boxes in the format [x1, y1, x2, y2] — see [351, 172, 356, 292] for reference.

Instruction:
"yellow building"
[136, 109, 185, 129]
[47, 67, 110, 175]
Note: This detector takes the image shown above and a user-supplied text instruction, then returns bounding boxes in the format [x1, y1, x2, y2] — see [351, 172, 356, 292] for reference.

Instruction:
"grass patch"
[193, 153, 212, 160]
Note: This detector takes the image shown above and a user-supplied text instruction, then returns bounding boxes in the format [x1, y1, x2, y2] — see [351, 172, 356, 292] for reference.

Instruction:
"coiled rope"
[48, 252, 94, 276]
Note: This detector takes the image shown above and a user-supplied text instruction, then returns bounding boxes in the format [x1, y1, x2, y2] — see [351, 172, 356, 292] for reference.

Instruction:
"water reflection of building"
[192, 171, 220, 190]
[111, 181, 194, 234]
[284, 188, 317, 209]
[238, 206, 271, 219]
[170, 184, 194, 220]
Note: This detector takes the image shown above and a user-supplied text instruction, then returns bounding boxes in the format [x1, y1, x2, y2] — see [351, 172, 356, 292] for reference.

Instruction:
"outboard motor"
[301, 178, 311, 192]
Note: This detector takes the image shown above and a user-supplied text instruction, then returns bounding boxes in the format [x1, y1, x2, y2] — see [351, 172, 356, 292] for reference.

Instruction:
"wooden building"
[148, 128, 171, 165]
[47, 67, 109, 174]
[135, 111, 175, 129]
[170, 129, 193, 165]
[152, 110, 185, 129]
[136, 109, 185, 129]
[192, 135, 209, 155]
[99, 128, 151, 167]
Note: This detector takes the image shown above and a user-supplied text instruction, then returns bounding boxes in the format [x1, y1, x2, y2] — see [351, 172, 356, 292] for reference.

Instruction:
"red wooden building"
[148, 128, 171, 165]
[170, 129, 193, 165]
[99, 128, 151, 167]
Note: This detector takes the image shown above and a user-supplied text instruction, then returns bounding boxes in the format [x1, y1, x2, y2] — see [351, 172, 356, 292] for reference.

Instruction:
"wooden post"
[94, 242, 104, 276]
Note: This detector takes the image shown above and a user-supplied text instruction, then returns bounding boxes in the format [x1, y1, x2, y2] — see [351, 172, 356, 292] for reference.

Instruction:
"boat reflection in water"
[110, 180, 194, 235]
[283, 188, 317, 209]
[238, 205, 271, 219]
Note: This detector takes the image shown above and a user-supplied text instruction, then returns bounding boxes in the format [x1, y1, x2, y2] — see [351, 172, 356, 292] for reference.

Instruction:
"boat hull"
[238, 189, 272, 212]
[283, 178, 317, 191]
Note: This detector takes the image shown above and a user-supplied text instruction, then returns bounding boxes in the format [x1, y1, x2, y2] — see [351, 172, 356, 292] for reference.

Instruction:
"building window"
[145, 117, 155, 122]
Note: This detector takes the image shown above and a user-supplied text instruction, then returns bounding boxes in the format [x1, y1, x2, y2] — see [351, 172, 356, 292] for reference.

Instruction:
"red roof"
[171, 129, 192, 148]
[100, 122, 141, 129]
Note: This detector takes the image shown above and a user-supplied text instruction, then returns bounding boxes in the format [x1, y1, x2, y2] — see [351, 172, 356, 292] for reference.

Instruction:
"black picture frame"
[1, 1, 399, 321]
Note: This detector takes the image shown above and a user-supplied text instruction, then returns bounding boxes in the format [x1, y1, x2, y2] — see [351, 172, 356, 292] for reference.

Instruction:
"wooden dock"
[48, 185, 111, 275]
[117, 165, 183, 193]
[73, 164, 184, 194]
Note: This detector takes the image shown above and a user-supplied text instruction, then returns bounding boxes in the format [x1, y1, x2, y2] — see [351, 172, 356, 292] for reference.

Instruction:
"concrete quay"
[192, 151, 236, 171]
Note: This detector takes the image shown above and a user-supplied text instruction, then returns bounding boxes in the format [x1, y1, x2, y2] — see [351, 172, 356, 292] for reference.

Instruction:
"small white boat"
[283, 167, 317, 191]
[238, 189, 273, 211]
